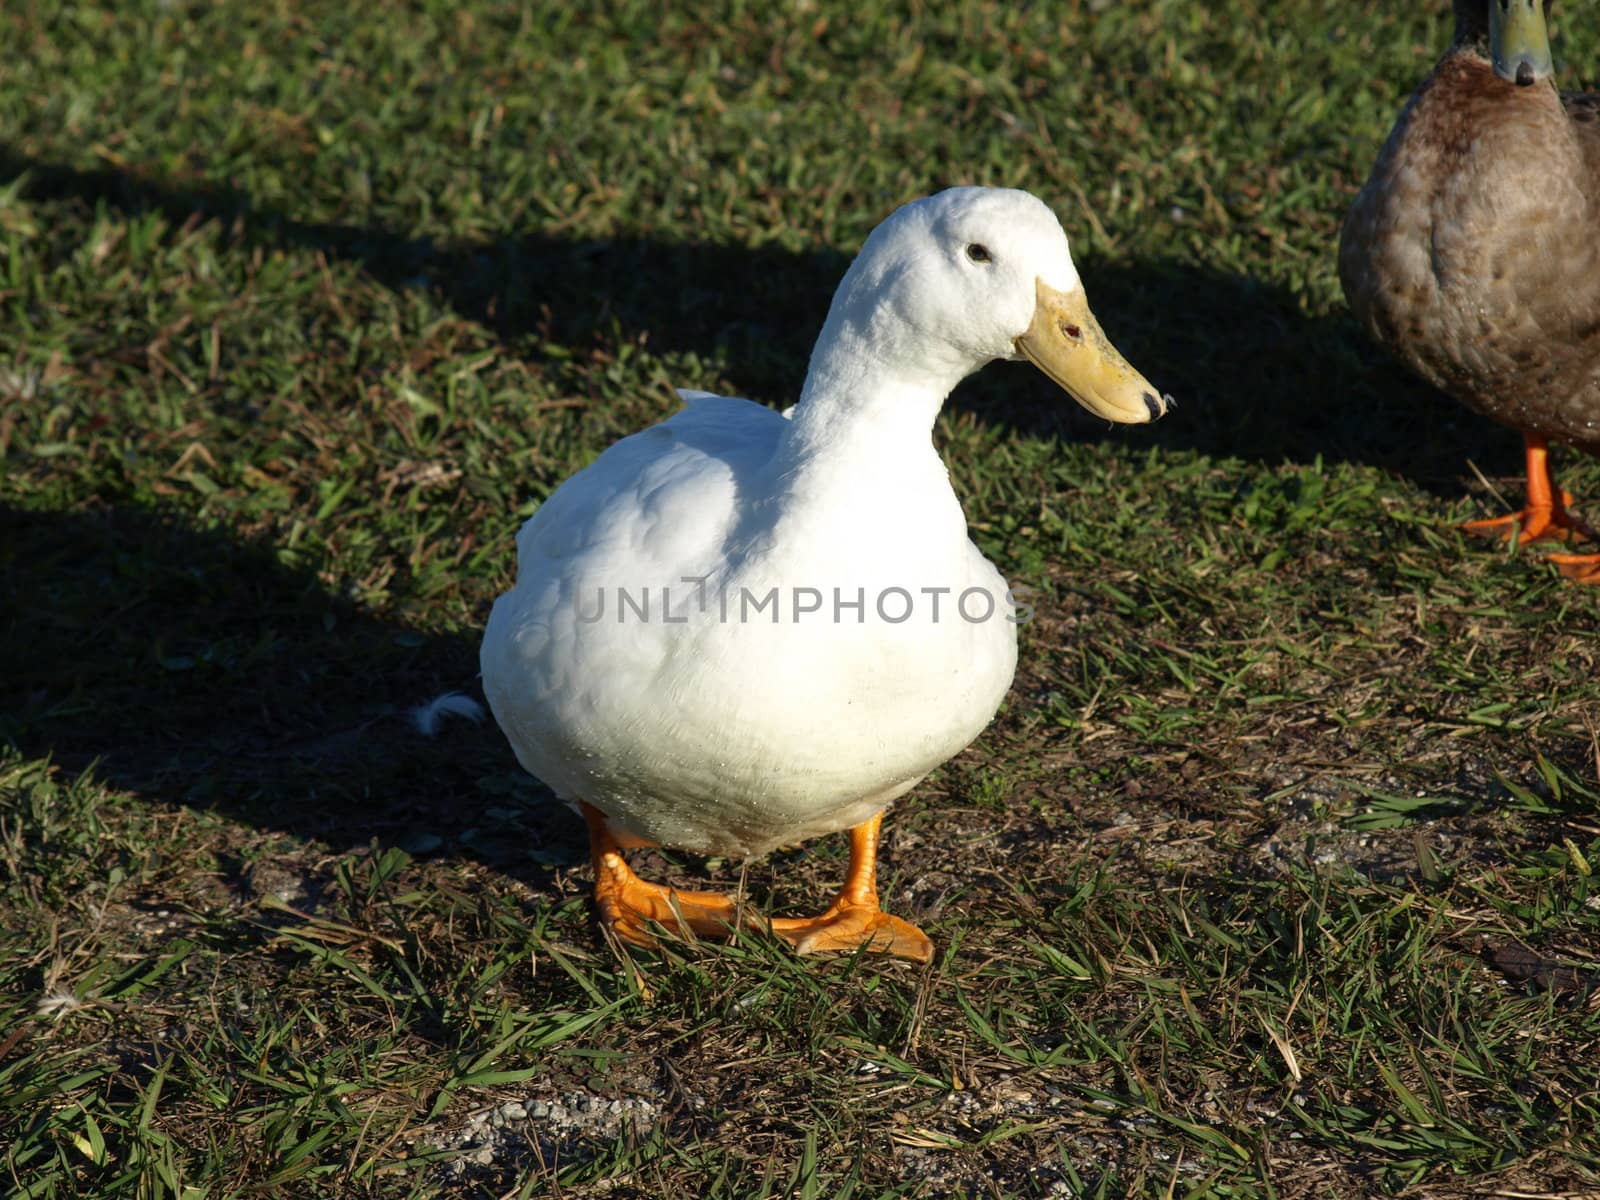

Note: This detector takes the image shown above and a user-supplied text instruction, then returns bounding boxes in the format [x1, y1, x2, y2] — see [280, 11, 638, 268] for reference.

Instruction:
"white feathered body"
[481, 393, 1017, 858]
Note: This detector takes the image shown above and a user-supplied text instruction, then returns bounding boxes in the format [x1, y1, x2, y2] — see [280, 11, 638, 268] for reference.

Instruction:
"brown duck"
[1340, 0, 1600, 581]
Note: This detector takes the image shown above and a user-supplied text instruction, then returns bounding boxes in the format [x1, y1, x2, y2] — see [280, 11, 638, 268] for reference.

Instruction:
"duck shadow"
[1, 145, 1519, 490]
[0, 502, 580, 875]
[1003, 262, 1520, 490]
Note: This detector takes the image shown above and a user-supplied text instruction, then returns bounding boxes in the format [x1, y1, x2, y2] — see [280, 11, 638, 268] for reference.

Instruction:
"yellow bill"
[1013, 277, 1170, 423]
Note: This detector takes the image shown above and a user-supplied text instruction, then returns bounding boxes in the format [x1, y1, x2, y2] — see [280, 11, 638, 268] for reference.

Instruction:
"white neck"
[781, 285, 981, 470]
[758, 319, 979, 564]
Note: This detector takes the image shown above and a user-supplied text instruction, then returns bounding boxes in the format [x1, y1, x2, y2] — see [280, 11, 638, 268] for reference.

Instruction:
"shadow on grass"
[0, 150, 1537, 866]
[0, 502, 581, 872]
[1, 144, 1522, 489]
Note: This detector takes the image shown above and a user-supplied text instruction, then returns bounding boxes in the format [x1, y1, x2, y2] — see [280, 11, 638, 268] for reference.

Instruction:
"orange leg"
[769, 813, 933, 963]
[583, 803, 757, 949]
[1462, 433, 1598, 547]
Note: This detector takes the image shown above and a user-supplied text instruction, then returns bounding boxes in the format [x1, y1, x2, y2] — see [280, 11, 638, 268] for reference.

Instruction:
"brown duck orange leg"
[769, 812, 933, 963]
[1462, 434, 1598, 546]
[583, 803, 756, 948]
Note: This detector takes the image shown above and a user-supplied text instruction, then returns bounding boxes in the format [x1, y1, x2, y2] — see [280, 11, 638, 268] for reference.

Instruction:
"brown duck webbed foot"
[1546, 550, 1600, 584]
[1462, 434, 1599, 547]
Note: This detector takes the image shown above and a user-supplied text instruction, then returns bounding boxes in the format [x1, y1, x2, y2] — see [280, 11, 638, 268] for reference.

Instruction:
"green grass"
[4, 0, 1600, 1195]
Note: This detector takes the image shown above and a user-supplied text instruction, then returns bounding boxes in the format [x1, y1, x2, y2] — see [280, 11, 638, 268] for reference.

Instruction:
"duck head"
[807, 187, 1171, 424]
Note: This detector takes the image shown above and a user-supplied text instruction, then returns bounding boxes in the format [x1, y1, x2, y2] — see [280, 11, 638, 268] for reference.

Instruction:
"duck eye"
[965, 243, 993, 264]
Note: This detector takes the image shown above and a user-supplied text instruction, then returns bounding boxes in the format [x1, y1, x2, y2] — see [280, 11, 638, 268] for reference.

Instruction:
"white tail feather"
[410, 691, 487, 737]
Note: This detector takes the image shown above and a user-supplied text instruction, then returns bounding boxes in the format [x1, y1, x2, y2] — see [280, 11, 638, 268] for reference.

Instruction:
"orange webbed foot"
[768, 811, 932, 963]
[1546, 550, 1600, 584]
[1461, 491, 1597, 547]
[770, 903, 933, 962]
[584, 803, 762, 949]
[1463, 435, 1599, 549]
[596, 879, 758, 949]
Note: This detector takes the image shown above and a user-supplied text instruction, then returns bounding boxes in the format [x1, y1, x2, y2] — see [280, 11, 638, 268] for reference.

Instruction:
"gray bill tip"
[1143, 391, 1167, 421]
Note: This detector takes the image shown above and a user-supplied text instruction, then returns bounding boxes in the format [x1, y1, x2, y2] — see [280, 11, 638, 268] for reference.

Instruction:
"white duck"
[481, 187, 1168, 962]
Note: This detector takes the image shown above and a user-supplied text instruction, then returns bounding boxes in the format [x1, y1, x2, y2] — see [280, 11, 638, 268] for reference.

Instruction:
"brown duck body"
[1339, 27, 1600, 454]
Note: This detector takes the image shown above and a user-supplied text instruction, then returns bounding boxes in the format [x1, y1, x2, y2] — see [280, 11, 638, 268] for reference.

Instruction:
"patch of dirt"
[428, 1089, 664, 1186]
